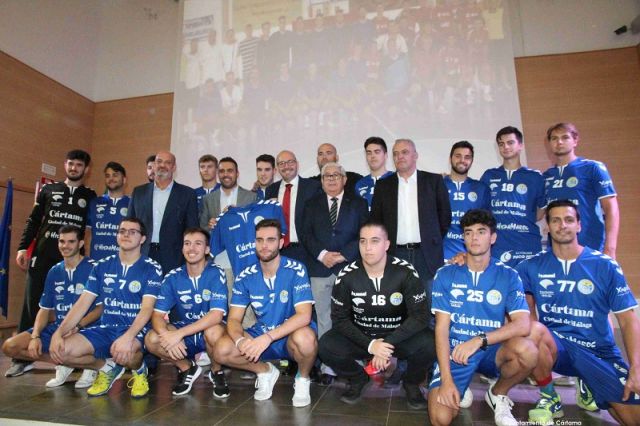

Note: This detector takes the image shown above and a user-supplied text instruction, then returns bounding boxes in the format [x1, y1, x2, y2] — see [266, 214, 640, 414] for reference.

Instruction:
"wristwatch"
[477, 333, 488, 350]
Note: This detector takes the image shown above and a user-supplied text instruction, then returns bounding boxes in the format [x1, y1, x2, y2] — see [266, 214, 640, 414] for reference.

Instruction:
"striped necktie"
[330, 197, 338, 227]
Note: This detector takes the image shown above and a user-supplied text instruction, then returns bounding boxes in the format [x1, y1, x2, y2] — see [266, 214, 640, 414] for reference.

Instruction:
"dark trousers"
[318, 328, 436, 385]
[19, 254, 59, 332]
[395, 246, 435, 328]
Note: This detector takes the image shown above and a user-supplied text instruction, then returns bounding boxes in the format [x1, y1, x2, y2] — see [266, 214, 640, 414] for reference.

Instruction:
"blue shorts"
[173, 321, 205, 360]
[27, 323, 58, 353]
[551, 332, 640, 409]
[429, 344, 501, 393]
[245, 322, 317, 361]
[79, 325, 147, 359]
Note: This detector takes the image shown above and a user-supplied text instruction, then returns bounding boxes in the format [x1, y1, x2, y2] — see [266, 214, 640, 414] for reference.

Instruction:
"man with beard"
[86, 162, 130, 262]
[128, 150, 199, 275]
[195, 155, 221, 212]
[443, 141, 490, 259]
[8, 150, 96, 377]
[145, 155, 155, 183]
[212, 219, 317, 406]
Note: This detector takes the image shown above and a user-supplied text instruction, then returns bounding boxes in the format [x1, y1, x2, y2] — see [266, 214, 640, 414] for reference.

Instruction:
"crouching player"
[2, 225, 101, 388]
[213, 219, 318, 407]
[48, 218, 162, 398]
[145, 228, 228, 397]
[519, 200, 640, 425]
[428, 209, 537, 426]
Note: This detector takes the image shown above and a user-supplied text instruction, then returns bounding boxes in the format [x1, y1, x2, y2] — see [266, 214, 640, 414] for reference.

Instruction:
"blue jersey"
[210, 200, 288, 275]
[85, 254, 162, 328]
[432, 259, 529, 348]
[87, 195, 130, 261]
[355, 171, 393, 210]
[195, 184, 221, 211]
[443, 176, 491, 259]
[517, 248, 636, 356]
[39, 257, 99, 325]
[154, 262, 228, 322]
[480, 166, 545, 266]
[255, 187, 267, 201]
[543, 157, 616, 251]
[230, 256, 314, 334]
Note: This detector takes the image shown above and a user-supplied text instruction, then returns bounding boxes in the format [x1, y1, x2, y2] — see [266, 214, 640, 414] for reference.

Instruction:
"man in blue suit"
[265, 150, 322, 265]
[302, 162, 369, 384]
[128, 151, 199, 275]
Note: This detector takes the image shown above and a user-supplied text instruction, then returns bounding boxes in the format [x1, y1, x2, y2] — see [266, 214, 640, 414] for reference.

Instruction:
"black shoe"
[208, 370, 230, 399]
[340, 375, 370, 405]
[309, 366, 321, 383]
[172, 362, 202, 396]
[319, 373, 334, 386]
[404, 383, 427, 410]
[144, 353, 159, 376]
[383, 360, 406, 388]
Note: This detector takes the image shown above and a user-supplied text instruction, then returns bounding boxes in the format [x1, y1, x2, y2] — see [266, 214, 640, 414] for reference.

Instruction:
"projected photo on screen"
[172, 0, 522, 186]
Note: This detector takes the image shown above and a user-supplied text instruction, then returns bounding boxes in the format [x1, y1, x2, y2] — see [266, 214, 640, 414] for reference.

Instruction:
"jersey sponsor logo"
[75, 283, 84, 294]
[500, 251, 512, 263]
[279, 290, 288, 303]
[450, 289, 464, 299]
[78, 199, 87, 208]
[180, 295, 192, 303]
[539, 279, 554, 290]
[615, 286, 631, 295]
[52, 194, 64, 202]
[577, 279, 594, 295]
[452, 282, 467, 289]
[129, 280, 142, 293]
[104, 277, 115, 286]
[351, 291, 366, 297]
[202, 289, 212, 301]
[468, 191, 477, 202]
[96, 206, 106, 213]
[516, 184, 528, 194]
[486, 290, 502, 305]
[55, 285, 64, 294]
[352, 297, 365, 306]
[120, 207, 128, 216]
[450, 312, 501, 328]
[177, 289, 190, 294]
[331, 296, 344, 306]
[251, 301, 264, 309]
[228, 224, 241, 231]
[540, 304, 594, 318]
[566, 177, 578, 188]
[389, 292, 403, 306]
[538, 273, 556, 278]
[294, 283, 311, 292]
[413, 292, 426, 303]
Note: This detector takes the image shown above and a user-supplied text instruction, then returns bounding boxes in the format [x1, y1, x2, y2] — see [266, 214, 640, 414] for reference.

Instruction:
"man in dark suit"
[311, 143, 363, 199]
[128, 150, 199, 275]
[265, 150, 321, 264]
[371, 139, 451, 313]
[302, 162, 369, 383]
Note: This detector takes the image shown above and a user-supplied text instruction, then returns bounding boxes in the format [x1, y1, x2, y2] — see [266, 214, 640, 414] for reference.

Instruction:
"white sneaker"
[459, 387, 473, 408]
[292, 376, 311, 407]
[196, 352, 211, 367]
[254, 363, 280, 401]
[485, 385, 518, 426]
[75, 369, 98, 389]
[46, 365, 74, 388]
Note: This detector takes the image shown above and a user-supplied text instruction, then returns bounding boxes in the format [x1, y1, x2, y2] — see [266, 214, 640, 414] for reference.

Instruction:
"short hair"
[104, 161, 126, 176]
[496, 126, 523, 144]
[66, 149, 91, 166]
[58, 224, 83, 240]
[120, 217, 147, 237]
[360, 220, 389, 239]
[394, 138, 416, 151]
[321, 162, 346, 177]
[256, 154, 275, 168]
[545, 199, 580, 223]
[255, 218, 282, 237]
[364, 136, 387, 153]
[146, 155, 156, 164]
[218, 156, 238, 170]
[199, 154, 218, 166]
[450, 141, 474, 159]
[460, 209, 497, 234]
[546, 122, 579, 141]
[184, 227, 210, 246]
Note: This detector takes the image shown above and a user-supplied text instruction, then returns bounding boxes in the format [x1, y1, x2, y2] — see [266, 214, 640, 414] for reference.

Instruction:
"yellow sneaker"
[127, 369, 149, 398]
[87, 365, 125, 397]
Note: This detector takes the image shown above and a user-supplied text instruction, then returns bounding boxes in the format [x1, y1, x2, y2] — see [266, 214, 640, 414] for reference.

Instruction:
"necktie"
[330, 197, 338, 227]
[283, 183, 292, 246]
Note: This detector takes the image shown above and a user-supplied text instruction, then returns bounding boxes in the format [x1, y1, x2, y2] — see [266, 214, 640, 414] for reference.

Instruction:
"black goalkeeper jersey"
[330, 256, 429, 350]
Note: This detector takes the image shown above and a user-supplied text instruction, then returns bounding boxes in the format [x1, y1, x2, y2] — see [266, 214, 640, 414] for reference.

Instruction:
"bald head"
[317, 143, 338, 170]
[276, 150, 299, 183]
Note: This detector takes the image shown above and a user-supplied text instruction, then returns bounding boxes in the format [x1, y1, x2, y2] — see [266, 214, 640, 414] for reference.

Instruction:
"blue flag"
[0, 180, 13, 317]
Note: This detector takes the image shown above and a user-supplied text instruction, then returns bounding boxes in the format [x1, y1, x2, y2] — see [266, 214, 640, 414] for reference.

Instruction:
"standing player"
[145, 228, 229, 397]
[48, 218, 162, 398]
[212, 219, 317, 407]
[253, 154, 276, 201]
[443, 141, 491, 259]
[2, 225, 101, 388]
[543, 122, 619, 259]
[354, 137, 393, 210]
[86, 162, 130, 261]
[195, 155, 221, 212]
[9, 149, 96, 377]
[480, 126, 545, 266]
[428, 209, 536, 426]
[518, 200, 640, 425]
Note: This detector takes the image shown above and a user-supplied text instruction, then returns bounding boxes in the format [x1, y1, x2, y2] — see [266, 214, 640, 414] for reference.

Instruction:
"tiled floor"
[0, 353, 618, 425]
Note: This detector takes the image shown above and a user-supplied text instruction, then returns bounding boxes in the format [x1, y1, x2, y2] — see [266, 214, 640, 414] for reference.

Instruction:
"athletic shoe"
[292, 376, 311, 407]
[576, 378, 599, 412]
[484, 384, 518, 426]
[172, 362, 202, 396]
[208, 370, 230, 399]
[196, 352, 211, 367]
[404, 383, 427, 410]
[87, 365, 125, 397]
[128, 368, 150, 398]
[46, 365, 74, 388]
[528, 391, 564, 425]
[75, 369, 98, 389]
[5, 360, 34, 377]
[340, 375, 370, 405]
[240, 371, 256, 380]
[459, 387, 473, 408]
[254, 363, 280, 401]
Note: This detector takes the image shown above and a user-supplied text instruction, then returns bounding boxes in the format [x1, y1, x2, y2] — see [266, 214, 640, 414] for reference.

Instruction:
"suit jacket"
[370, 170, 451, 278]
[301, 192, 369, 277]
[199, 186, 257, 230]
[128, 181, 199, 274]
